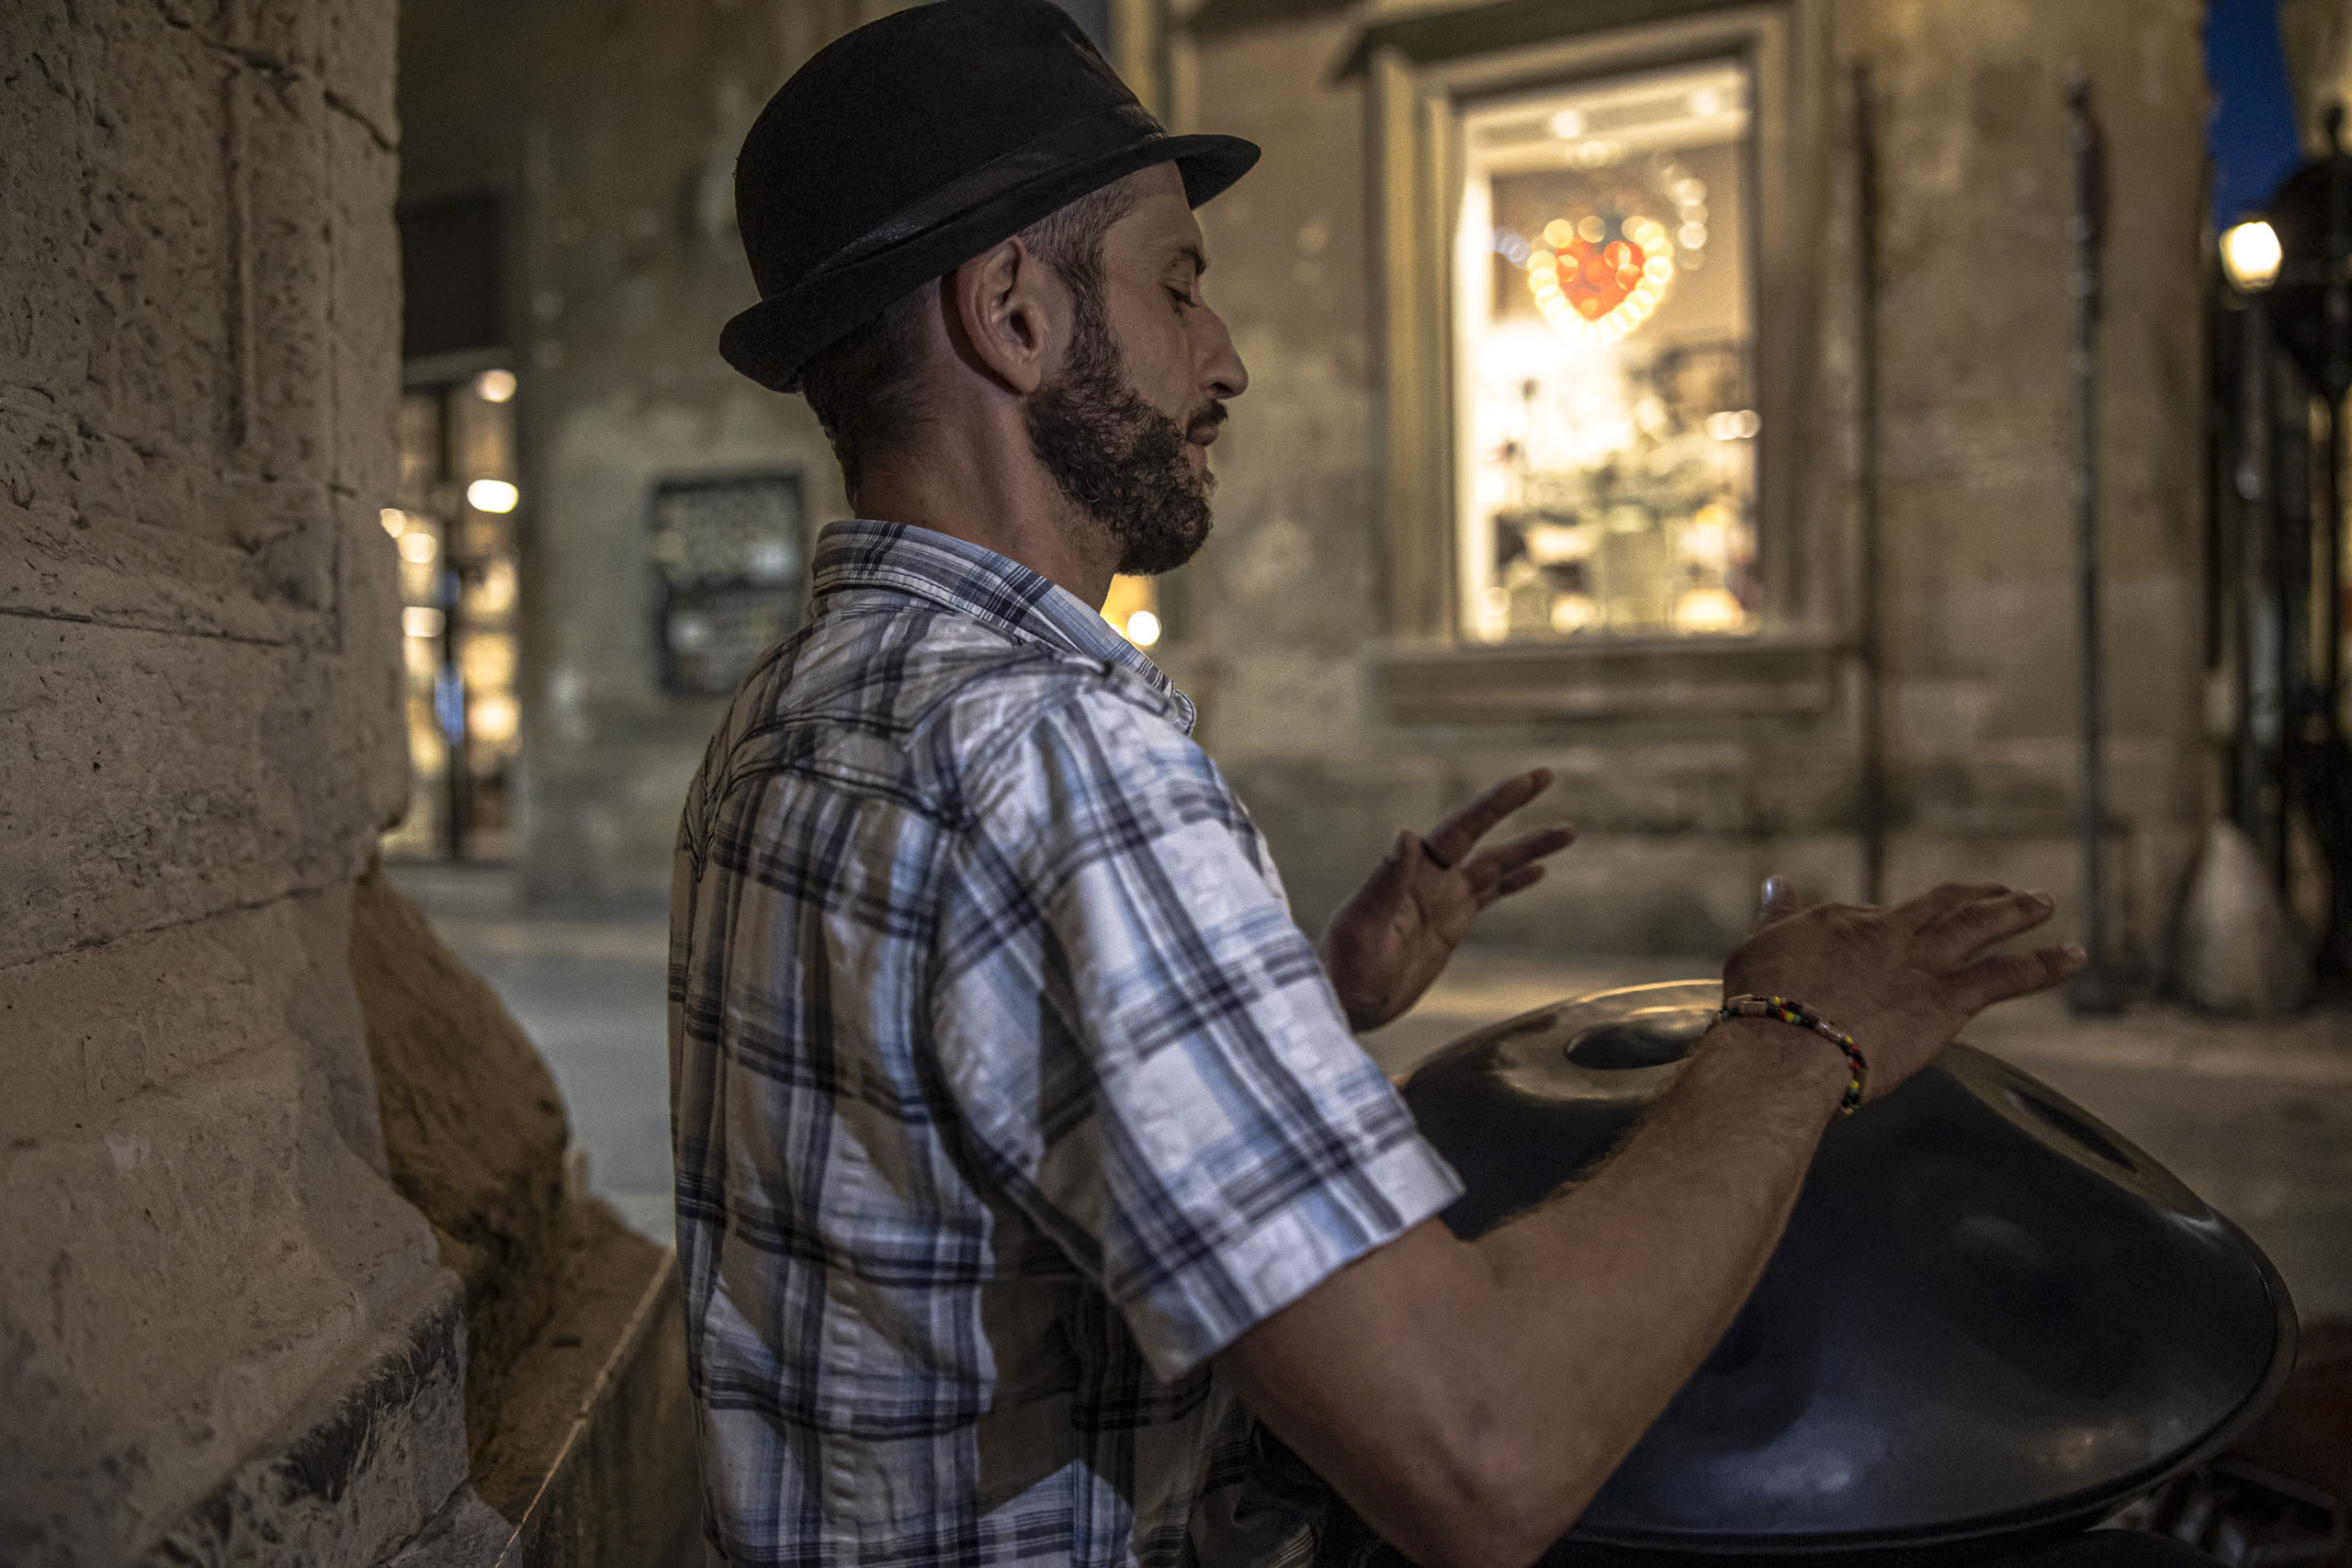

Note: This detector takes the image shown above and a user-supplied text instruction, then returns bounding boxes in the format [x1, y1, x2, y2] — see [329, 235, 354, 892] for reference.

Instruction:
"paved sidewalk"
[388, 864, 2352, 1321]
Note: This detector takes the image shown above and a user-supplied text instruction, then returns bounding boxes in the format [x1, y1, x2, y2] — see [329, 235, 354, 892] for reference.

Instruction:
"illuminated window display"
[1453, 58, 1757, 643]
[381, 367, 524, 861]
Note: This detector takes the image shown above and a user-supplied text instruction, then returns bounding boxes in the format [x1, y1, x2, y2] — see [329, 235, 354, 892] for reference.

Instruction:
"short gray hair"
[797, 176, 1148, 504]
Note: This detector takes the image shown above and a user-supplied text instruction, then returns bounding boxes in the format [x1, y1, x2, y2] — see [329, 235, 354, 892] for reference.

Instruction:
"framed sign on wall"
[649, 472, 808, 697]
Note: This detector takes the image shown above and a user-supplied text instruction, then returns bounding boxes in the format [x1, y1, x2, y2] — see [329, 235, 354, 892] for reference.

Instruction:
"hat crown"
[737, 0, 1146, 301]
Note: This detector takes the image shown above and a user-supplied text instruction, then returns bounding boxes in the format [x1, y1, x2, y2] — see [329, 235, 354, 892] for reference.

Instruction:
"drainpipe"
[1853, 61, 1886, 907]
[2067, 77, 2121, 1012]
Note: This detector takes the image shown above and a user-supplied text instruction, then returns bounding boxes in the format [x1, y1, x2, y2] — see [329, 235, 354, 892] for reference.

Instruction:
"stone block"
[132, 1277, 469, 1568]
[232, 66, 335, 490]
[325, 106, 402, 503]
[72, 19, 242, 493]
[0, 618, 388, 968]
[0, 893, 453, 1568]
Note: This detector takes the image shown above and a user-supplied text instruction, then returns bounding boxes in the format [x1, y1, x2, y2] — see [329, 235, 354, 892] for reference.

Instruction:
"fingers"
[1424, 769, 1555, 871]
[1895, 882, 2013, 931]
[1489, 863, 1544, 899]
[1461, 825, 1576, 885]
[1951, 941, 2087, 1011]
[1756, 874, 1805, 929]
[1918, 887, 2056, 964]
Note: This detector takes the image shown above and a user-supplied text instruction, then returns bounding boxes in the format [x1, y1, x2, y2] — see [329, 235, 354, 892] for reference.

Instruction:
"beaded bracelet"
[1718, 994, 1868, 1115]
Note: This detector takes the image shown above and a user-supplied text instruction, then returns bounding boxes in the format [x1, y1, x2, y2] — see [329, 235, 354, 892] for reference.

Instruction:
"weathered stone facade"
[1, 3, 457, 1561]
[397, 0, 872, 905]
[1173, 0, 2213, 972]
[408, 0, 2237, 986]
[3, 6, 695, 1561]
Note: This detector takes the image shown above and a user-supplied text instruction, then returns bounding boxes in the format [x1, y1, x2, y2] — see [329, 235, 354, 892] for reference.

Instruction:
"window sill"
[1371, 631, 1842, 724]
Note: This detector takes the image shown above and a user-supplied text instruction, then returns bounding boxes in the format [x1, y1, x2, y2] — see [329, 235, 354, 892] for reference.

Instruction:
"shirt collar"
[809, 519, 1196, 734]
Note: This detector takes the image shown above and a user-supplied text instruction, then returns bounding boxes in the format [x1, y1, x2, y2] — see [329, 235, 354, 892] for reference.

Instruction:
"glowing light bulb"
[469, 694, 520, 743]
[1125, 610, 1162, 648]
[2220, 220, 2281, 292]
[1674, 586, 1744, 634]
[474, 368, 517, 403]
[467, 479, 520, 513]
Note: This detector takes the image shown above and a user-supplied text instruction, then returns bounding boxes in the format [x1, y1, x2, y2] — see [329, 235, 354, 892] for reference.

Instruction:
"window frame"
[1363, 0, 1838, 715]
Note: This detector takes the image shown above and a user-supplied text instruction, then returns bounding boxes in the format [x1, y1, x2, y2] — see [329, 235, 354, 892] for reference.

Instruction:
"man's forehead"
[1109, 170, 1207, 268]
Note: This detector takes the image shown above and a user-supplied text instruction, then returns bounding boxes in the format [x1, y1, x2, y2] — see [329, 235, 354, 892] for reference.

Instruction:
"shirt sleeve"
[928, 676, 1463, 1382]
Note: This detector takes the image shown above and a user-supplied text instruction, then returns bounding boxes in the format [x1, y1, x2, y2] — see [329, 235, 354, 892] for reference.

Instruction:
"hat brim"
[720, 131, 1259, 393]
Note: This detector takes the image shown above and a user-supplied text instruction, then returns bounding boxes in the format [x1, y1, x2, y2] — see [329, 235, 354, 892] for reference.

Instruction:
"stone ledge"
[388, 1217, 697, 1568]
[135, 1274, 469, 1568]
[1371, 633, 1844, 725]
[479, 1217, 695, 1568]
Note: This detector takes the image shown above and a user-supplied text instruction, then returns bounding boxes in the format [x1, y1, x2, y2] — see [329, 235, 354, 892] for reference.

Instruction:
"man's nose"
[1198, 306, 1248, 401]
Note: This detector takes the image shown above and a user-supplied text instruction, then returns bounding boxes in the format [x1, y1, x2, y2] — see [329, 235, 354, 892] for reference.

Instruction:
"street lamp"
[2221, 218, 2283, 292]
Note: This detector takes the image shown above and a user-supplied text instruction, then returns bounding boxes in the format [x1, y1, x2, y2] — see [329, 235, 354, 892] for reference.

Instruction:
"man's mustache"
[1186, 400, 1229, 442]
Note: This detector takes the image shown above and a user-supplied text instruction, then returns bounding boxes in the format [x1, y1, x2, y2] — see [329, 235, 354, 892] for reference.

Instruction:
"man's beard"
[1023, 287, 1221, 578]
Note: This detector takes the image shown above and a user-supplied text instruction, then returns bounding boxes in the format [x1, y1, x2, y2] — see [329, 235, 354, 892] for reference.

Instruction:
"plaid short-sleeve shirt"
[668, 520, 1462, 1567]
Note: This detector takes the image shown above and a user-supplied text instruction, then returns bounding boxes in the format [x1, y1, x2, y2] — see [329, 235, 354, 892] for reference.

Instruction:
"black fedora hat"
[721, 0, 1260, 393]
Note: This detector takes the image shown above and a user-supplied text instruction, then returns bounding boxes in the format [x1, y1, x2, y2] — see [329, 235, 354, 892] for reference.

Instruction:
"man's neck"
[857, 433, 1118, 609]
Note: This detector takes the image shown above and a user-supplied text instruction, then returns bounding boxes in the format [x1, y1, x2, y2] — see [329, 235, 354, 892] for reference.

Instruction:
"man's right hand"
[1221, 880, 2090, 1568]
[1721, 879, 2086, 1100]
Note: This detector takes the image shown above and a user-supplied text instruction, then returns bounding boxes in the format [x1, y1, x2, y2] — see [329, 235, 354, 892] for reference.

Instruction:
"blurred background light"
[467, 478, 520, 513]
[2221, 219, 2284, 291]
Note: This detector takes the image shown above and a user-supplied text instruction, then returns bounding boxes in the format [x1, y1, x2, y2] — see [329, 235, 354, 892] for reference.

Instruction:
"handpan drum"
[1396, 982, 2297, 1562]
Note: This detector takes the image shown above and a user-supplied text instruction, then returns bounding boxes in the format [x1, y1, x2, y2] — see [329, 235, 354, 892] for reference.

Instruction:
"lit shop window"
[380, 367, 525, 862]
[1454, 58, 1758, 643]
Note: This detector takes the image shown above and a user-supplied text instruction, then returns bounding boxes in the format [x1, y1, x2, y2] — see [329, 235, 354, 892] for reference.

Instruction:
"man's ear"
[947, 238, 1056, 396]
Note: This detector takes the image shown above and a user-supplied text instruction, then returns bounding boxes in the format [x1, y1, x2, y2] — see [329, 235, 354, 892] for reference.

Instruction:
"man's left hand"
[1318, 768, 1576, 1032]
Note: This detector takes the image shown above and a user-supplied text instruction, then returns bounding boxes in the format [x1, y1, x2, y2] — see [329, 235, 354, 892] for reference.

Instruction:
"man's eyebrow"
[1170, 243, 1209, 278]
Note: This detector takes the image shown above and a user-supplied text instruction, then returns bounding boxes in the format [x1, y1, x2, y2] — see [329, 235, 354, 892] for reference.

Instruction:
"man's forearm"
[1454, 1018, 1849, 1552]
[1226, 882, 2081, 1568]
[1221, 1018, 1848, 1568]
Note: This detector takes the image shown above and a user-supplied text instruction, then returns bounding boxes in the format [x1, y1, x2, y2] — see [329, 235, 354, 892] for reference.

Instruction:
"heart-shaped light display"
[1527, 214, 1676, 344]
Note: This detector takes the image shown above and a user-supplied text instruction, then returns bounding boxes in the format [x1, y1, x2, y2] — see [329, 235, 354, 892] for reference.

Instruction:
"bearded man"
[669, 5, 2106, 1566]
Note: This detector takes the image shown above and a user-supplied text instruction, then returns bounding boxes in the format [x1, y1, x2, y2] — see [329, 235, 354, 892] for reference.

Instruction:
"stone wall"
[2283, 0, 2352, 143]
[0, 2, 465, 1562]
[400, 0, 2216, 974]
[396, 0, 878, 905]
[1171, 0, 2211, 970]
[397, 0, 1141, 908]
[2, 6, 699, 1561]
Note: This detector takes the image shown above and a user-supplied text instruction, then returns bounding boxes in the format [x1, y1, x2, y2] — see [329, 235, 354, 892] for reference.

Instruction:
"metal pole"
[2324, 106, 2348, 725]
[2314, 105, 2350, 970]
[438, 385, 470, 863]
[2067, 78, 2119, 1011]
[2240, 292, 2278, 866]
[1854, 62, 1886, 906]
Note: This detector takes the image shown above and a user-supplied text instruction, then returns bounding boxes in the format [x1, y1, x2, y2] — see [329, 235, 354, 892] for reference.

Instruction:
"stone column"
[0, 3, 474, 1562]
